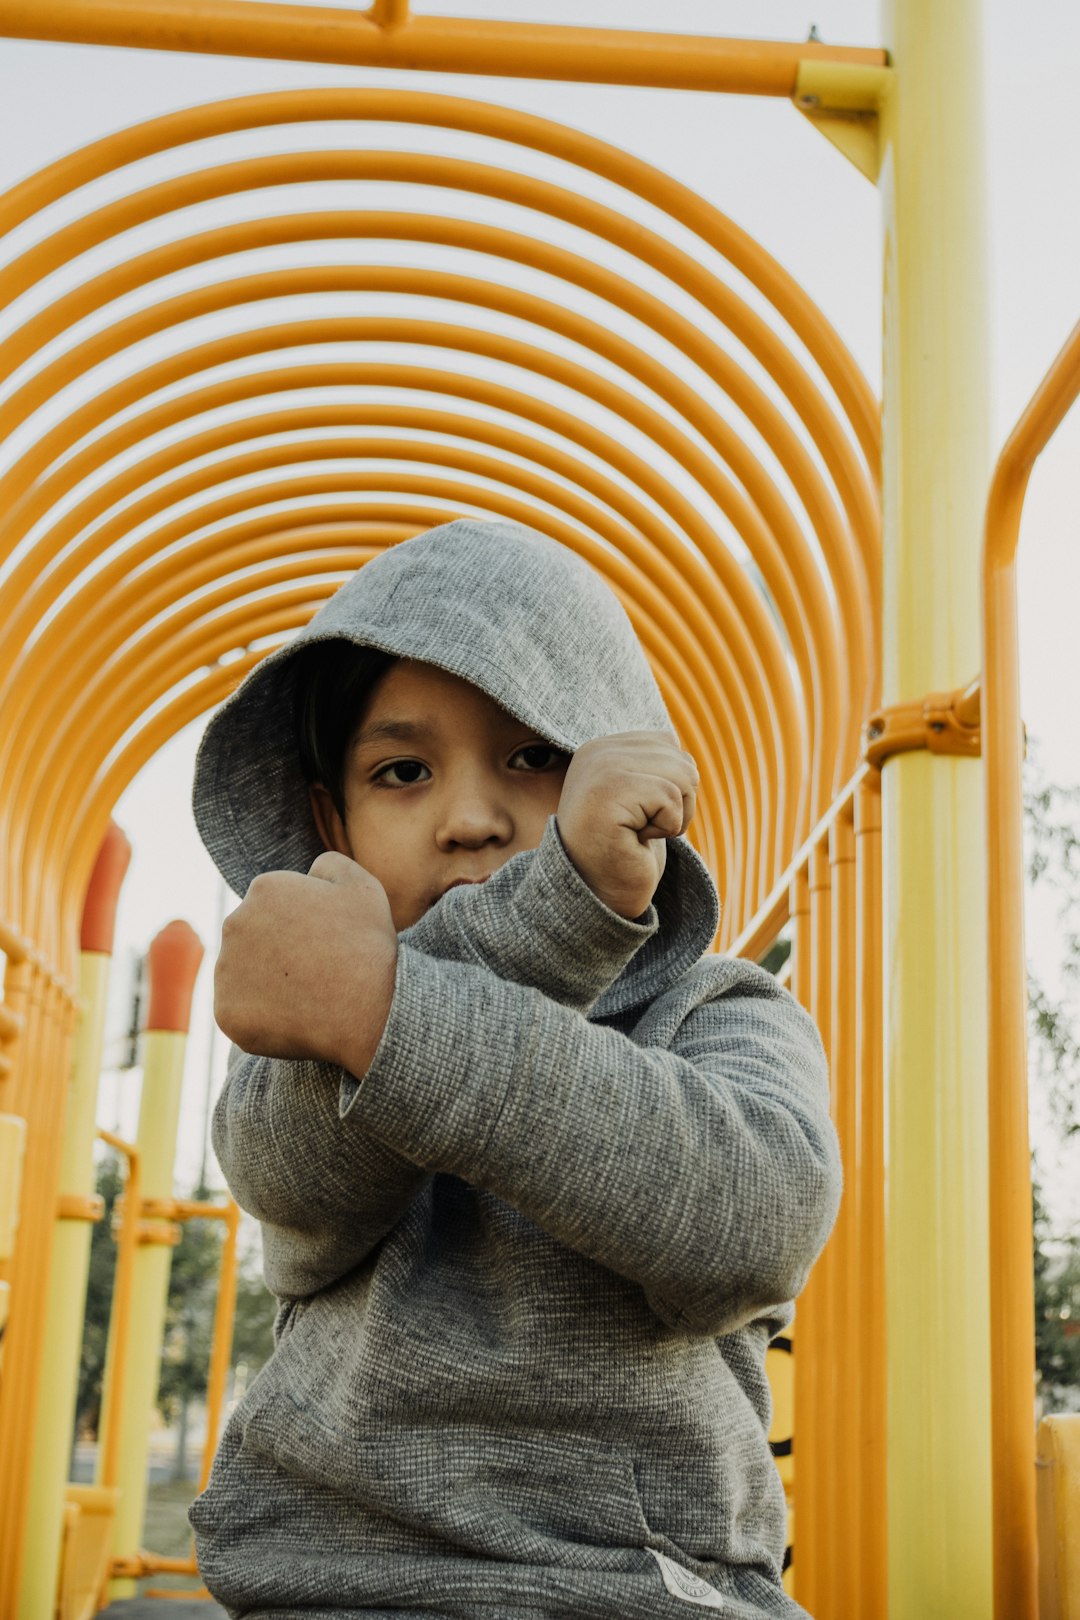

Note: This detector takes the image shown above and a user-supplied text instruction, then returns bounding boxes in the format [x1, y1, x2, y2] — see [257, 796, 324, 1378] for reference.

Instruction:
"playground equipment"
[0, 2, 1077, 1616]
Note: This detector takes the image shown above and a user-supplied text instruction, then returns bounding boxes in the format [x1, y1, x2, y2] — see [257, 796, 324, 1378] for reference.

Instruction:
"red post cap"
[146, 921, 205, 1033]
[79, 822, 133, 954]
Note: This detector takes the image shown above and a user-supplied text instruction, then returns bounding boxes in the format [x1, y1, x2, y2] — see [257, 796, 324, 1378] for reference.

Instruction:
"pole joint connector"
[861, 678, 983, 769]
[57, 1193, 105, 1223]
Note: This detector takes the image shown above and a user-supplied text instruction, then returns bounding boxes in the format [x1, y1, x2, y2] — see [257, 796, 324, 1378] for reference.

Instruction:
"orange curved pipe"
[2, 456, 751, 913]
[983, 319, 1080, 1620]
[0, 421, 779, 888]
[0, 340, 829, 855]
[0, 87, 880, 475]
[0, 311, 842, 847]
[0, 148, 878, 623]
[0, 258, 872, 787]
[15, 533, 727, 947]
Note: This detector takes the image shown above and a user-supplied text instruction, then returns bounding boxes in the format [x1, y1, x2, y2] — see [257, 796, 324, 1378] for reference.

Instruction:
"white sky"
[1, 0, 1077, 1222]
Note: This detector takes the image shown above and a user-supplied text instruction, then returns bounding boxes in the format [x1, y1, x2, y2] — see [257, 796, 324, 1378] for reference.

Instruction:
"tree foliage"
[75, 1151, 123, 1439]
[157, 1181, 222, 1429]
[77, 1164, 277, 1449]
[1024, 744, 1080, 1411]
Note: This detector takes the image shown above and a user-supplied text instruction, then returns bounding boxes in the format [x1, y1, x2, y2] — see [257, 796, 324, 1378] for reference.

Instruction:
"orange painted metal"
[0, 4, 886, 93]
[983, 320, 1080, 1620]
[78, 824, 132, 957]
[828, 809, 857, 1619]
[785, 863, 818, 1605]
[805, 842, 834, 1613]
[853, 775, 886, 1618]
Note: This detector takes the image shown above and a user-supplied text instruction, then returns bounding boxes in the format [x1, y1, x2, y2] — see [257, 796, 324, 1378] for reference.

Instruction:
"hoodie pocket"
[245, 1387, 654, 1571]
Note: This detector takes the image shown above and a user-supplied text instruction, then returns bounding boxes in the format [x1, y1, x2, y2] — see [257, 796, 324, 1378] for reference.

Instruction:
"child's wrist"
[336, 935, 399, 1079]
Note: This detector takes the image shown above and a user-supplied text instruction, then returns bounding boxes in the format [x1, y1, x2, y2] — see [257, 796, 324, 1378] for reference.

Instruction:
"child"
[190, 518, 840, 1620]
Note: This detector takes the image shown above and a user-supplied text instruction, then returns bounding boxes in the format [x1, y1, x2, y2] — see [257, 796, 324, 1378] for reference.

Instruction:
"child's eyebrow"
[350, 718, 433, 751]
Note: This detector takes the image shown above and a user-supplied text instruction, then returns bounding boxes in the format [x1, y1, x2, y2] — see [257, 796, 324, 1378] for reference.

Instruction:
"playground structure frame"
[0, 4, 1077, 1617]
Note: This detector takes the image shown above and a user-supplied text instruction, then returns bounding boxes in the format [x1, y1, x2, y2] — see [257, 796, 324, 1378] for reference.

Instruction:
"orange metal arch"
[2, 349, 839, 863]
[0, 259, 873, 788]
[0, 147, 878, 601]
[9, 502, 731, 940]
[0, 304, 841, 842]
[0, 86, 881, 474]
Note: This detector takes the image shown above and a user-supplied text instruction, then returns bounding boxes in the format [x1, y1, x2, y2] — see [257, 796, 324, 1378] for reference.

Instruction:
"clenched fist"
[214, 852, 398, 1077]
[556, 731, 699, 919]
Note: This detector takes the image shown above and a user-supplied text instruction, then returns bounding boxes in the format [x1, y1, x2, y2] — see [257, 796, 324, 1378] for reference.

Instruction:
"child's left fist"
[214, 853, 398, 1077]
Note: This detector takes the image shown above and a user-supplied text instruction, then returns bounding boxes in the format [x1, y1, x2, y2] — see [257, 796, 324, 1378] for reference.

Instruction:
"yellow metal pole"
[879, 2, 994, 1616]
[96, 921, 203, 1602]
[17, 824, 130, 1620]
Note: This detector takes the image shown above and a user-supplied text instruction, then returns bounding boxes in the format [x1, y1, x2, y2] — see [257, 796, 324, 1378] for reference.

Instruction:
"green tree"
[75, 1151, 123, 1442]
[229, 1221, 277, 1377]
[1024, 744, 1080, 1412]
[157, 1194, 277, 1480]
[157, 1181, 222, 1481]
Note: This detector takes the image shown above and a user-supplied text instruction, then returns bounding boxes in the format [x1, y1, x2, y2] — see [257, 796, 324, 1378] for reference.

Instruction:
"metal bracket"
[793, 59, 893, 183]
[136, 1219, 183, 1248]
[57, 1193, 105, 1223]
[862, 679, 982, 769]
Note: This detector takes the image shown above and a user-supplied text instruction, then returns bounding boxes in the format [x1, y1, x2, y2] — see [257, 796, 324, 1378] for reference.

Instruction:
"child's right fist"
[555, 731, 698, 920]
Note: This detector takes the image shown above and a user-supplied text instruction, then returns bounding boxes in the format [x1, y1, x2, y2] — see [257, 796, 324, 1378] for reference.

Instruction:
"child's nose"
[435, 788, 514, 849]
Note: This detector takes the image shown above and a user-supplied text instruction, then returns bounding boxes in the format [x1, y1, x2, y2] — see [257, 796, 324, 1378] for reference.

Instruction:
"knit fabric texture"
[189, 519, 840, 1618]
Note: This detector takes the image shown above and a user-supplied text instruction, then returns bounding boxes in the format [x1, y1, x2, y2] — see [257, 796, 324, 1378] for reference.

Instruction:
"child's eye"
[373, 758, 431, 786]
[510, 744, 568, 772]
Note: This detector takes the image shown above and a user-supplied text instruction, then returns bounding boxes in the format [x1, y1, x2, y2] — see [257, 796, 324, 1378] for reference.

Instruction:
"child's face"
[309, 660, 571, 930]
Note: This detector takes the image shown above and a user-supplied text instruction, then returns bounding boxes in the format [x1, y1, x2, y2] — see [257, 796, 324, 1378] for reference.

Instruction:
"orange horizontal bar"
[0, 919, 29, 963]
[96, 1128, 137, 1160]
[141, 1196, 233, 1223]
[0, 2, 886, 92]
[111, 1552, 198, 1577]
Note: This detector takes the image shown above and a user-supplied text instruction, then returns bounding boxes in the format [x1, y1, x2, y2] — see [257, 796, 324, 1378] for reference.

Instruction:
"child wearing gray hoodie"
[189, 518, 840, 1620]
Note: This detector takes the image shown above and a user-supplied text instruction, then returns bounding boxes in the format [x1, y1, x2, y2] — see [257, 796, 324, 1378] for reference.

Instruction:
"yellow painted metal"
[1036, 1416, 1080, 1620]
[95, 1033, 189, 1602]
[56, 1484, 120, 1620]
[18, 952, 111, 1620]
[983, 321, 1080, 1620]
[0, 969, 80, 1604]
[764, 1324, 794, 1591]
[879, 1, 995, 1615]
[793, 62, 893, 184]
[0, 3, 886, 91]
[0, 1113, 26, 1261]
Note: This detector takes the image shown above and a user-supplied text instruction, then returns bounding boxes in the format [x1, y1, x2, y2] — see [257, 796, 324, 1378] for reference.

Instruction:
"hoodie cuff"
[339, 944, 520, 1144]
[401, 815, 657, 1014]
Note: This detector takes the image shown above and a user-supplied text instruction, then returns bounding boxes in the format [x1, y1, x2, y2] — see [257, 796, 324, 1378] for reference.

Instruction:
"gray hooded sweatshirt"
[189, 519, 840, 1620]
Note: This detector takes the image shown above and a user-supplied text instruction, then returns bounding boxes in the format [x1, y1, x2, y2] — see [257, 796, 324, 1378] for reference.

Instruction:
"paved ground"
[98, 1602, 226, 1618]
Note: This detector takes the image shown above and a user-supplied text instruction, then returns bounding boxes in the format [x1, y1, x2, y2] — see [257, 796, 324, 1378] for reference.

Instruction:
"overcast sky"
[1, 0, 1077, 1220]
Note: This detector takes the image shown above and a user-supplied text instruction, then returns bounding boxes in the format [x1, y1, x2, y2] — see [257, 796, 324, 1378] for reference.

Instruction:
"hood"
[192, 519, 719, 1014]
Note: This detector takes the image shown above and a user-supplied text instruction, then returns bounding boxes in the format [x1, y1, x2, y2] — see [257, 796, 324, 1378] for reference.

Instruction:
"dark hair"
[291, 641, 395, 818]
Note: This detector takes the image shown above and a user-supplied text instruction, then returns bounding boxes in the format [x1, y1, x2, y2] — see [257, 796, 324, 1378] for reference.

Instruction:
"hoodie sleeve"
[211, 1043, 430, 1298]
[340, 947, 841, 1338]
[400, 815, 658, 1010]
[211, 819, 657, 1299]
